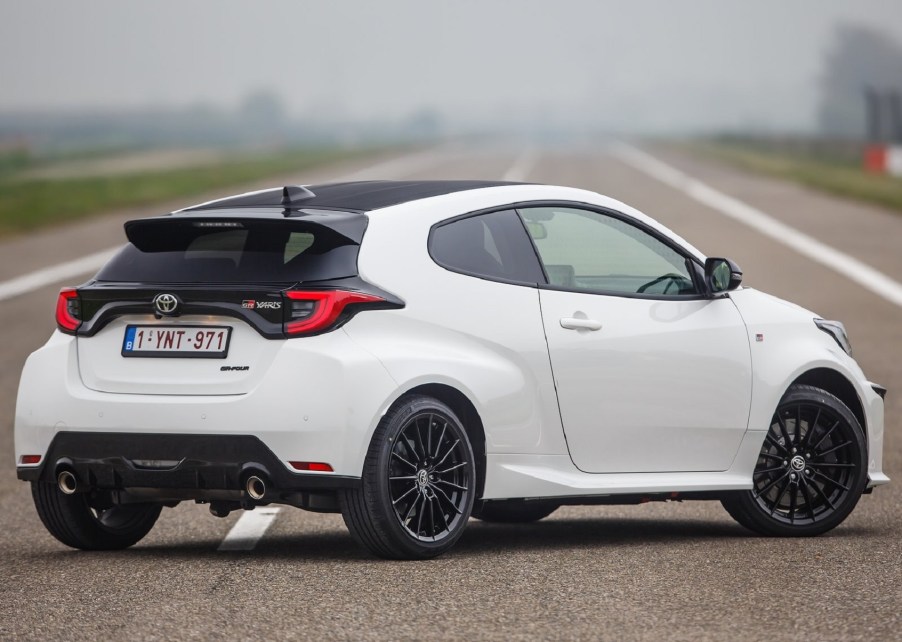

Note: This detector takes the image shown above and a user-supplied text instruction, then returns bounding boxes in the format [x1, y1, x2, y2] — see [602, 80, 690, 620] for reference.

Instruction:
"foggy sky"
[2, 0, 901, 134]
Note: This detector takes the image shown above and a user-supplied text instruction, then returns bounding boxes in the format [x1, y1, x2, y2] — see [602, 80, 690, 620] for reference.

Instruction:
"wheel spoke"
[434, 496, 450, 533]
[812, 469, 850, 491]
[815, 440, 852, 458]
[428, 494, 437, 540]
[435, 461, 467, 476]
[759, 452, 785, 461]
[413, 418, 427, 461]
[808, 462, 855, 469]
[392, 483, 418, 505]
[389, 475, 417, 481]
[789, 484, 797, 523]
[799, 477, 816, 520]
[433, 421, 447, 459]
[765, 433, 790, 456]
[802, 408, 822, 448]
[434, 439, 460, 469]
[754, 471, 788, 498]
[753, 465, 785, 476]
[435, 479, 467, 491]
[426, 413, 434, 459]
[808, 477, 837, 511]
[432, 484, 463, 515]
[810, 420, 840, 452]
[391, 451, 417, 470]
[776, 415, 793, 451]
[770, 478, 791, 516]
[795, 404, 803, 446]
[403, 491, 421, 522]
[416, 492, 426, 537]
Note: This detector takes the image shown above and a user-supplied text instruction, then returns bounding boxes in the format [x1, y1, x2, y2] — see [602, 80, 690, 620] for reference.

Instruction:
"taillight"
[283, 289, 385, 336]
[289, 461, 334, 472]
[55, 288, 81, 333]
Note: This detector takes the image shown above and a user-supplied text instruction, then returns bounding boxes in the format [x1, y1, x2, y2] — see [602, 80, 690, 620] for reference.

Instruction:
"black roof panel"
[181, 180, 524, 213]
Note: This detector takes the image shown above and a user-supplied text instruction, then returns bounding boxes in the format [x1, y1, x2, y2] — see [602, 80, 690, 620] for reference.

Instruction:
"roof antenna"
[281, 185, 315, 208]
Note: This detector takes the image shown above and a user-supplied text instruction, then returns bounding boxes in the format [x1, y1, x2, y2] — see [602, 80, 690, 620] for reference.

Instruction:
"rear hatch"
[73, 211, 367, 395]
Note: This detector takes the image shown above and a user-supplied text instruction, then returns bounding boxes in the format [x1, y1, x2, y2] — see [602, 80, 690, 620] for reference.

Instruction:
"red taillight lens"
[289, 461, 334, 472]
[20, 455, 42, 465]
[283, 289, 384, 336]
[55, 288, 81, 333]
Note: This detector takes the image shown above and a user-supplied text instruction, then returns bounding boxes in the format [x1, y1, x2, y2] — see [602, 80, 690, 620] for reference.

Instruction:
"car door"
[520, 205, 752, 473]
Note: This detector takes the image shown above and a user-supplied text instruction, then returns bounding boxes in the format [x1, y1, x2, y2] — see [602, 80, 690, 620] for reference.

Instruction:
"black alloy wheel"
[722, 384, 868, 536]
[340, 395, 476, 559]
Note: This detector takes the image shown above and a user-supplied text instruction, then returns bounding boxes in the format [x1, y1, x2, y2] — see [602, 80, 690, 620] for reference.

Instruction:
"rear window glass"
[97, 219, 360, 284]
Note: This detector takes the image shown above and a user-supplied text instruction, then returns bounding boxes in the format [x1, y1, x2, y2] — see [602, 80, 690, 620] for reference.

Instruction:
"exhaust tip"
[57, 470, 78, 495]
[246, 475, 266, 500]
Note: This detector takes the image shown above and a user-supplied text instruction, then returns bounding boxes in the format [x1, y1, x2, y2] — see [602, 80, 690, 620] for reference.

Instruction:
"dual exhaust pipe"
[55, 464, 269, 501]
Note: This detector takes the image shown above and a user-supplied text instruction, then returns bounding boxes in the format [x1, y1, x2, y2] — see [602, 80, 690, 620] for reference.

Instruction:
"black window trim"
[428, 200, 711, 301]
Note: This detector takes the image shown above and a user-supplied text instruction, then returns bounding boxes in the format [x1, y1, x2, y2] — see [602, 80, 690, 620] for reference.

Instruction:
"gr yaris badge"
[152, 293, 180, 316]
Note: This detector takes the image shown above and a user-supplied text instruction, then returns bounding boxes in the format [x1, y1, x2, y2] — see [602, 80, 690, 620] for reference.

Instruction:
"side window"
[430, 209, 545, 284]
[519, 207, 698, 296]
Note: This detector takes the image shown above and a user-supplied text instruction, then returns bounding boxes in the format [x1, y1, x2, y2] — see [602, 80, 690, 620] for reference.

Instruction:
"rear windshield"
[97, 218, 362, 284]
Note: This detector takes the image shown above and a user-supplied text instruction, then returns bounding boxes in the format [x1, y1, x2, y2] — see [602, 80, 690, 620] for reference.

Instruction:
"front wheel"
[340, 395, 476, 559]
[31, 482, 162, 550]
[721, 384, 868, 536]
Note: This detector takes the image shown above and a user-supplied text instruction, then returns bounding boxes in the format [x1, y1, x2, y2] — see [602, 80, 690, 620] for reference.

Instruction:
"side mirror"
[705, 257, 742, 294]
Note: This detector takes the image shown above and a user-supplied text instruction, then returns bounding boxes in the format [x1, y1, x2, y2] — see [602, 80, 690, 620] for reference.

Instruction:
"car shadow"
[20, 515, 879, 564]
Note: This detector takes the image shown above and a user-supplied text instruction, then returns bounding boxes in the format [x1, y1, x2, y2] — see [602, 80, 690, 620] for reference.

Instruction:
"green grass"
[0, 147, 373, 236]
[683, 140, 902, 214]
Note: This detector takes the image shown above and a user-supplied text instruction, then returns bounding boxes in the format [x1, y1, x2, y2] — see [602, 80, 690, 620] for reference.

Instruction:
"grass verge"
[682, 140, 902, 214]
[0, 147, 374, 236]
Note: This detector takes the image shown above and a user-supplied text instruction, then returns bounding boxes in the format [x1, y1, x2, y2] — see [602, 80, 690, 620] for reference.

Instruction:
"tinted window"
[97, 219, 360, 284]
[430, 210, 545, 284]
[520, 206, 698, 296]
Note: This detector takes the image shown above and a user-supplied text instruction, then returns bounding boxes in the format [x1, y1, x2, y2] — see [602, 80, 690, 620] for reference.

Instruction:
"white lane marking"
[611, 142, 902, 308]
[503, 148, 539, 181]
[0, 148, 451, 303]
[0, 247, 120, 302]
[217, 507, 281, 551]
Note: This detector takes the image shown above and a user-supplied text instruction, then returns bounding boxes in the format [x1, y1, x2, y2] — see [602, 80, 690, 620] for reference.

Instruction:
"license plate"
[122, 325, 232, 358]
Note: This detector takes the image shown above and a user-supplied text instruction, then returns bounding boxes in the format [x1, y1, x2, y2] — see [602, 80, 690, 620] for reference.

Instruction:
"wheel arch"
[388, 382, 487, 501]
[789, 367, 866, 435]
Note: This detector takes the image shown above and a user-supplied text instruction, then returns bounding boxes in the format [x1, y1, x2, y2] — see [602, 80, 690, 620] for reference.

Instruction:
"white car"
[15, 180, 888, 559]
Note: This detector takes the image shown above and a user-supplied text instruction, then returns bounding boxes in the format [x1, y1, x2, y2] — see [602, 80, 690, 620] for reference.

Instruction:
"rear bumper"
[16, 432, 360, 493]
[14, 330, 399, 478]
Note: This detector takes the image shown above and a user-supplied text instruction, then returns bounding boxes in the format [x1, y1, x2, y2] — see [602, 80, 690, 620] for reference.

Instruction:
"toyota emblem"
[153, 293, 180, 316]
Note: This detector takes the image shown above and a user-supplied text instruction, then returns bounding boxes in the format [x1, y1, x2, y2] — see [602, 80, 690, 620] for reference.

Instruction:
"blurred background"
[1, 0, 901, 233]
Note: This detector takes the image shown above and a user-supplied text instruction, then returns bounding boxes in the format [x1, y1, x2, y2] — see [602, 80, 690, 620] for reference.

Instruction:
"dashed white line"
[504, 148, 539, 182]
[217, 507, 281, 552]
[611, 142, 902, 308]
[0, 148, 452, 303]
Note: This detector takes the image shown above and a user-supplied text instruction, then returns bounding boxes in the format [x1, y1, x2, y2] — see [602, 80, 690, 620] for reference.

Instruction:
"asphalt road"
[0, 145, 899, 641]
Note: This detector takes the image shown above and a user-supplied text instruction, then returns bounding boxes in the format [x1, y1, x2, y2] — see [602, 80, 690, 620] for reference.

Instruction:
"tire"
[340, 395, 477, 559]
[472, 500, 558, 523]
[721, 384, 868, 537]
[31, 482, 162, 550]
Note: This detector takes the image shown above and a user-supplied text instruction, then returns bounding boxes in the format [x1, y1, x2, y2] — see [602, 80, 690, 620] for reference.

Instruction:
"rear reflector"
[55, 288, 81, 333]
[20, 455, 41, 465]
[284, 290, 385, 336]
[289, 461, 334, 472]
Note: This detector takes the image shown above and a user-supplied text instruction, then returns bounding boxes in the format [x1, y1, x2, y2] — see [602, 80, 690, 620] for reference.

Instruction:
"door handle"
[560, 317, 602, 331]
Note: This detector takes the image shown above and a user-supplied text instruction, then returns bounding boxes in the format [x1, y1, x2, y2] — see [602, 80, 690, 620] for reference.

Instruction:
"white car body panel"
[14, 183, 888, 502]
[538, 289, 752, 473]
